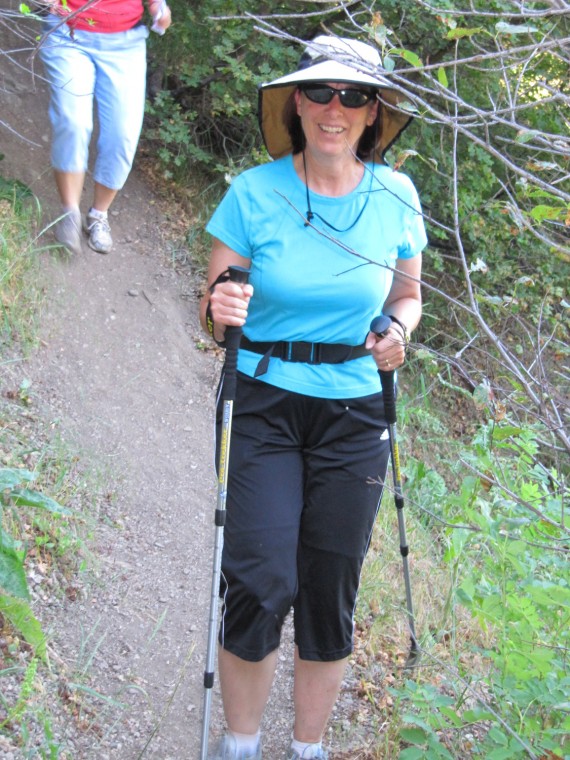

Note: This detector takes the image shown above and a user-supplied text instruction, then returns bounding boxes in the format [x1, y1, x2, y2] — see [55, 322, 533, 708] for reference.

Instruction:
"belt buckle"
[303, 342, 322, 365]
[285, 342, 322, 364]
[310, 342, 322, 365]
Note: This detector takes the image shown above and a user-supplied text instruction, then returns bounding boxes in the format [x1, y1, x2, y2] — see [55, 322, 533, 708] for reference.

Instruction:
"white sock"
[88, 207, 108, 220]
[228, 730, 261, 755]
[291, 738, 323, 758]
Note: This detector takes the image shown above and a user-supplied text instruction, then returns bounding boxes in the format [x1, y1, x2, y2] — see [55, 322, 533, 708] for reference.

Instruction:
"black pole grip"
[370, 316, 397, 425]
[228, 264, 250, 285]
[222, 266, 251, 401]
[222, 267, 250, 351]
[379, 369, 397, 425]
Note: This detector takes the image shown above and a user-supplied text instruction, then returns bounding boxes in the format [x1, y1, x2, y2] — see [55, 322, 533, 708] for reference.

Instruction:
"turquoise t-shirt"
[206, 155, 427, 399]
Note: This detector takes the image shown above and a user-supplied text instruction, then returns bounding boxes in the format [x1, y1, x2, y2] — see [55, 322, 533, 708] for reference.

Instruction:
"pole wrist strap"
[386, 314, 410, 348]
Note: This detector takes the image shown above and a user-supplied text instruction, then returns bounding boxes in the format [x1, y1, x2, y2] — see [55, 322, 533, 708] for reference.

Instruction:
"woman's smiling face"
[294, 82, 378, 159]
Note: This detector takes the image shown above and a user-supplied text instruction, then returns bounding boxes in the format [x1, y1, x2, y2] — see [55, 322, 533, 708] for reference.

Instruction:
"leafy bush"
[379, 408, 569, 759]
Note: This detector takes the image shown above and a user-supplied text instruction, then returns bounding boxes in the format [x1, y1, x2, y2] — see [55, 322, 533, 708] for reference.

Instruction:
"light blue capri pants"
[39, 18, 149, 190]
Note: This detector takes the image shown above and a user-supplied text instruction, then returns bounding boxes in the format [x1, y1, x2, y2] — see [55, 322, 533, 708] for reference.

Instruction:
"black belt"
[240, 336, 370, 377]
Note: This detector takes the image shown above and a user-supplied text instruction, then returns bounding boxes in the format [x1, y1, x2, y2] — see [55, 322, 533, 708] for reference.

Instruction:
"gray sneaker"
[84, 212, 113, 254]
[209, 734, 262, 760]
[54, 208, 83, 255]
[286, 749, 329, 760]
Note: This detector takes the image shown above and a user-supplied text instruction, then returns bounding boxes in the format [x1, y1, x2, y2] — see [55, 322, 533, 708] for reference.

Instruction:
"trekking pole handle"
[370, 315, 397, 426]
[222, 265, 250, 401]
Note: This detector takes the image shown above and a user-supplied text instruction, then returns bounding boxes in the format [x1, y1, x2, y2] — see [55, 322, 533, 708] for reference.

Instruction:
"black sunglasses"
[300, 84, 376, 109]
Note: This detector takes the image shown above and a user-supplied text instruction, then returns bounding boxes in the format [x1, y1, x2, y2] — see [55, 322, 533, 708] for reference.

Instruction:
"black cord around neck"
[302, 150, 373, 232]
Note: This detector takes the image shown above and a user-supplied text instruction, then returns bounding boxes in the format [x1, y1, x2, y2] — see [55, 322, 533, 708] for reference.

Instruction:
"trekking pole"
[370, 316, 420, 669]
[200, 265, 250, 760]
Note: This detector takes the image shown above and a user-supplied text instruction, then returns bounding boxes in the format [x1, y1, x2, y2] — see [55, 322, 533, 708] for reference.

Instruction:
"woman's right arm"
[199, 238, 253, 345]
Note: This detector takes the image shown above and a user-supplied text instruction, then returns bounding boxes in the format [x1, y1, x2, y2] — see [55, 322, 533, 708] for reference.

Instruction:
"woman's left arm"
[365, 254, 422, 370]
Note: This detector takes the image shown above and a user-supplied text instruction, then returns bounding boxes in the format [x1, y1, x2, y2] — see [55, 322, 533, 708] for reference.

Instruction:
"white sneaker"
[209, 734, 262, 759]
[84, 212, 113, 254]
[287, 748, 328, 759]
[54, 208, 83, 255]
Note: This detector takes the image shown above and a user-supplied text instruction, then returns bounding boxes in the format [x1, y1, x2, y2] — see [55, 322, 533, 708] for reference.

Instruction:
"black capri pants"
[216, 372, 390, 663]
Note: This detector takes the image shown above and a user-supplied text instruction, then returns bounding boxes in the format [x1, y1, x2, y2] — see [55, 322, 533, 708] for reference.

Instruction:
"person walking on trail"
[199, 34, 428, 760]
[38, 0, 172, 255]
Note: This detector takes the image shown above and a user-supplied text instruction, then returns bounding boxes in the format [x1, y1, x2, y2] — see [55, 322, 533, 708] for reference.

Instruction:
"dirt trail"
[0, 14, 306, 760]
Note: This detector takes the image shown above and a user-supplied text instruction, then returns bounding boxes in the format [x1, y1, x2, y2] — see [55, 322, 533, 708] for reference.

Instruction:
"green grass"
[0, 176, 45, 352]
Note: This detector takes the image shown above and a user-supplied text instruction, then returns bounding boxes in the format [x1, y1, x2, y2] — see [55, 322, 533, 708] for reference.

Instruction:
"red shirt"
[57, 0, 145, 33]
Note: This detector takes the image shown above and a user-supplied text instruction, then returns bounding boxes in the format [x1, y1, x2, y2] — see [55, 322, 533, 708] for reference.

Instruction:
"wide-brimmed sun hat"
[258, 35, 414, 162]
